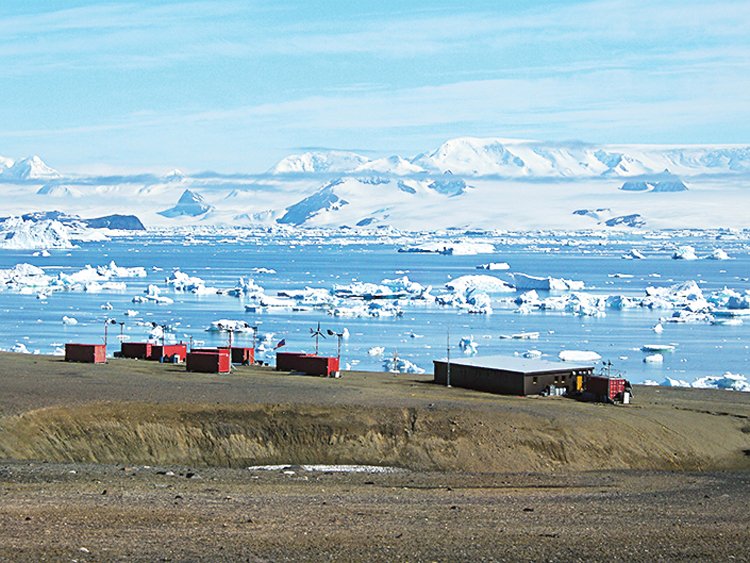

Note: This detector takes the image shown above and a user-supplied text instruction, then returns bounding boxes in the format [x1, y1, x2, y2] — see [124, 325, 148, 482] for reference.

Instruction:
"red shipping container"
[186, 350, 230, 374]
[586, 376, 626, 401]
[230, 347, 255, 365]
[151, 344, 188, 362]
[276, 352, 307, 372]
[276, 352, 339, 377]
[120, 342, 152, 360]
[65, 343, 107, 364]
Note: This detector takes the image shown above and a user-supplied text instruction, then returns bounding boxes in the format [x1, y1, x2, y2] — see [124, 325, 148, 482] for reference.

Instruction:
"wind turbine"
[310, 322, 326, 355]
[326, 329, 345, 362]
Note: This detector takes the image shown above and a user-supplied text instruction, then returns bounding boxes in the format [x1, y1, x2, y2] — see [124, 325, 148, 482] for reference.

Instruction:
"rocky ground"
[1, 462, 749, 562]
[0, 352, 749, 561]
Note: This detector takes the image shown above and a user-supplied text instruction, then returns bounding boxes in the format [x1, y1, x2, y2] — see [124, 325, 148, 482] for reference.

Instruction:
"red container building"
[151, 344, 187, 363]
[120, 342, 153, 360]
[230, 347, 255, 365]
[65, 343, 107, 364]
[276, 352, 340, 377]
[186, 348, 231, 374]
[586, 375, 627, 402]
[119, 342, 187, 362]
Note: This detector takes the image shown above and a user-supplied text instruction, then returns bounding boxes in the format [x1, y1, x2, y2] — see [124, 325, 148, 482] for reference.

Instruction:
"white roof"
[433, 354, 593, 374]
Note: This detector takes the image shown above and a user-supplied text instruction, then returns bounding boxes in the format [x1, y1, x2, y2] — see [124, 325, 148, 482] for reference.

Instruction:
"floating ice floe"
[367, 346, 385, 356]
[523, 349, 543, 359]
[397, 241, 495, 255]
[331, 301, 403, 318]
[458, 336, 478, 355]
[652, 322, 664, 333]
[62, 315, 78, 325]
[622, 248, 645, 259]
[101, 302, 113, 310]
[207, 319, 253, 332]
[706, 248, 730, 260]
[166, 269, 217, 294]
[499, 331, 540, 340]
[444, 275, 514, 294]
[692, 372, 749, 392]
[132, 284, 174, 305]
[251, 267, 277, 274]
[244, 295, 297, 312]
[511, 273, 584, 291]
[672, 245, 698, 260]
[558, 350, 601, 362]
[660, 377, 691, 388]
[641, 344, 676, 352]
[11, 343, 30, 354]
[476, 262, 510, 271]
[124, 309, 138, 316]
[644, 353, 664, 364]
[711, 318, 743, 326]
[0, 217, 75, 250]
[382, 356, 425, 374]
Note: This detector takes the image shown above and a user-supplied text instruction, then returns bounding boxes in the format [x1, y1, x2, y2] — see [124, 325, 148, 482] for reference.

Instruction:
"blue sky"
[0, 0, 748, 173]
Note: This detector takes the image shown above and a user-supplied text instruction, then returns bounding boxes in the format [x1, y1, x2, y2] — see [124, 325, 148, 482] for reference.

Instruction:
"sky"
[0, 0, 748, 174]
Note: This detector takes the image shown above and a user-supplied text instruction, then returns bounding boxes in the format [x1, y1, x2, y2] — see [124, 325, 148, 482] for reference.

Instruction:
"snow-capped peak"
[270, 150, 371, 174]
[354, 155, 427, 175]
[1, 155, 60, 180]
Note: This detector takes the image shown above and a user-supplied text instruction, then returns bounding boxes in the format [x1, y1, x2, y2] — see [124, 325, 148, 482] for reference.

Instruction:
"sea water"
[1, 229, 749, 385]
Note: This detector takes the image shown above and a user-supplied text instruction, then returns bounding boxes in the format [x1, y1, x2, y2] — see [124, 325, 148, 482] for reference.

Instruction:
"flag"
[274, 339, 286, 350]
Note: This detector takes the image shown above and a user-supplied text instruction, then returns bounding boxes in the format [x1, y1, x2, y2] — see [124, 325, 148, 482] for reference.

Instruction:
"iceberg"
[398, 242, 495, 255]
[622, 249, 646, 259]
[706, 248, 730, 260]
[476, 262, 510, 271]
[643, 353, 664, 364]
[511, 273, 584, 291]
[558, 350, 601, 362]
[672, 246, 698, 260]
[206, 320, 254, 333]
[692, 372, 750, 392]
[382, 356, 425, 374]
[444, 275, 514, 294]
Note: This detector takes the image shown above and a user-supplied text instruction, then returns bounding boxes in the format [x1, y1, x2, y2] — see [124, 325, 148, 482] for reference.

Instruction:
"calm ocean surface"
[1, 230, 748, 384]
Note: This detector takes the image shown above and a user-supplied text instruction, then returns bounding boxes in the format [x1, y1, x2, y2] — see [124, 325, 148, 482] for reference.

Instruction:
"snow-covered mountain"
[267, 138, 750, 179]
[0, 155, 60, 180]
[412, 137, 750, 178]
[4, 137, 750, 230]
[270, 151, 370, 174]
[158, 189, 214, 218]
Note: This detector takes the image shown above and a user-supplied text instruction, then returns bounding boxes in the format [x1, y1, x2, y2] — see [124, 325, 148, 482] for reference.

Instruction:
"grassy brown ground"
[1, 352, 749, 561]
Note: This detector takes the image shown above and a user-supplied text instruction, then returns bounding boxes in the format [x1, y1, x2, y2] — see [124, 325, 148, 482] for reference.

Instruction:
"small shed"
[120, 342, 153, 360]
[186, 348, 231, 374]
[151, 343, 187, 363]
[230, 346, 255, 366]
[585, 375, 628, 403]
[433, 355, 594, 396]
[65, 343, 107, 364]
[276, 352, 340, 377]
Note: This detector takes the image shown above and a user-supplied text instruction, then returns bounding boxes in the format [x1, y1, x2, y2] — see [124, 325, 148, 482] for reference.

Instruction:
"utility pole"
[446, 327, 451, 388]
[103, 318, 117, 348]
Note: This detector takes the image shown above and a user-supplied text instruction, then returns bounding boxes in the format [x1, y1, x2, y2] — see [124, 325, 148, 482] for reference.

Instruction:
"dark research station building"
[433, 355, 595, 396]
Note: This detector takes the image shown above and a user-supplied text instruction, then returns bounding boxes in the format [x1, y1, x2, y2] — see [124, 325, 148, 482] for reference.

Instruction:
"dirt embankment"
[0, 353, 748, 473]
[2, 400, 749, 473]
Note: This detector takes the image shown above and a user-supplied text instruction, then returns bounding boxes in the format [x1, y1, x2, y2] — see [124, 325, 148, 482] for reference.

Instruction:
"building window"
[560, 375, 566, 382]
[532, 377, 538, 385]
